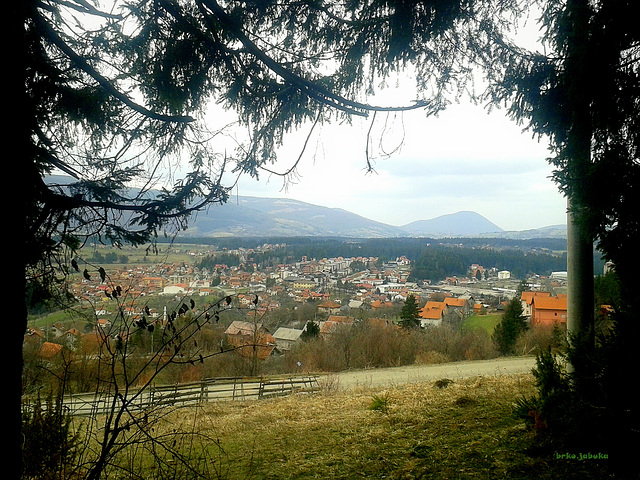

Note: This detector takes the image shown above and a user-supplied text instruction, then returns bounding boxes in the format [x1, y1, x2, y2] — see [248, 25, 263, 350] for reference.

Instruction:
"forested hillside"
[185, 236, 593, 282]
[408, 244, 568, 281]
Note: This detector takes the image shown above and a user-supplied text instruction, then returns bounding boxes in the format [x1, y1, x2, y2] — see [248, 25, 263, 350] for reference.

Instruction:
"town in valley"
[26, 238, 587, 370]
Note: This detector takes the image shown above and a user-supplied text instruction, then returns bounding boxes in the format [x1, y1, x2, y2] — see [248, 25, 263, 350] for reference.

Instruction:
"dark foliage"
[515, 321, 640, 479]
[492, 297, 528, 355]
[301, 320, 321, 341]
[399, 294, 421, 329]
[22, 393, 80, 479]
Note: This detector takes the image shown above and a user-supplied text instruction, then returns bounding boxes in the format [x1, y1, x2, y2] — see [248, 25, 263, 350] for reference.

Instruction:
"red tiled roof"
[444, 297, 466, 307]
[521, 291, 551, 304]
[37, 342, 63, 359]
[419, 301, 445, 319]
[533, 295, 567, 310]
[318, 300, 341, 309]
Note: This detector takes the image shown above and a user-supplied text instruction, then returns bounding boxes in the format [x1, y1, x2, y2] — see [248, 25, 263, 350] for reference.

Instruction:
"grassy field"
[78, 242, 214, 266]
[462, 313, 502, 335]
[140, 373, 610, 479]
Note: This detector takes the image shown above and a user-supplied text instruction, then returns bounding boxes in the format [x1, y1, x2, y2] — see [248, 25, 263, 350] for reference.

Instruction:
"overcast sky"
[225, 100, 567, 232]
[216, 8, 567, 233]
[175, 5, 566, 233]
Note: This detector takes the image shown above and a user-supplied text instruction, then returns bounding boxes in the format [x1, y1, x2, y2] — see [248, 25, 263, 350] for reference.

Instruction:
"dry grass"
[153, 373, 611, 479]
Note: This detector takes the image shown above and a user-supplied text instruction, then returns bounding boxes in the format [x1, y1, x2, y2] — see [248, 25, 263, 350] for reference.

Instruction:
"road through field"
[330, 356, 537, 390]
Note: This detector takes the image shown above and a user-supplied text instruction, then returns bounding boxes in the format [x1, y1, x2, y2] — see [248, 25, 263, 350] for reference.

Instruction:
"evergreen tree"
[399, 294, 421, 329]
[301, 320, 320, 341]
[492, 297, 528, 355]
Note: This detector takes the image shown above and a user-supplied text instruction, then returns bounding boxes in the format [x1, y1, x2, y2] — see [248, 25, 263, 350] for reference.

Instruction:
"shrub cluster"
[22, 393, 80, 479]
[275, 322, 498, 374]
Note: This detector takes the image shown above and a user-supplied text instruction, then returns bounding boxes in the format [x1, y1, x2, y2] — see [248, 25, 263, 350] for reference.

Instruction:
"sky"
[211, 7, 568, 233]
[224, 100, 568, 232]
[50, 3, 568, 234]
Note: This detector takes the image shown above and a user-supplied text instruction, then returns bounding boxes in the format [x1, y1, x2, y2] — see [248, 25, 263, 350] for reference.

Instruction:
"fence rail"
[54, 375, 320, 416]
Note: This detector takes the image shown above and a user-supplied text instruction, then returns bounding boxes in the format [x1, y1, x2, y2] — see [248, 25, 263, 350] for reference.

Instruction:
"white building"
[550, 271, 568, 280]
[161, 283, 189, 295]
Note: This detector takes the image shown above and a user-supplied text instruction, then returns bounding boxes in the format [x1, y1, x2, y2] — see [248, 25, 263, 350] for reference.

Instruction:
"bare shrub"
[461, 329, 497, 360]
[415, 351, 451, 364]
[350, 323, 413, 368]
[317, 374, 341, 392]
[420, 325, 498, 362]
[515, 323, 566, 355]
[282, 321, 499, 373]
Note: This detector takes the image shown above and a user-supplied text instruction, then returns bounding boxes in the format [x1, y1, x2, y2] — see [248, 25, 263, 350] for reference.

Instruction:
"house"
[521, 291, 552, 318]
[473, 303, 487, 314]
[348, 299, 364, 309]
[234, 335, 276, 360]
[225, 320, 265, 338]
[161, 283, 190, 295]
[317, 300, 342, 315]
[284, 276, 317, 291]
[419, 301, 445, 327]
[37, 342, 64, 361]
[273, 327, 304, 351]
[320, 315, 354, 336]
[24, 327, 44, 343]
[97, 318, 111, 329]
[370, 299, 394, 309]
[64, 328, 81, 350]
[225, 320, 276, 359]
[366, 317, 398, 330]
[443, 297, 470, 315]
[531, 294, 568, 326]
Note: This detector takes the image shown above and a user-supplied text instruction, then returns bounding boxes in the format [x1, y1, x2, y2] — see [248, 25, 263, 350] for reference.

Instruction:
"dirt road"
[330, 356, 537, 390]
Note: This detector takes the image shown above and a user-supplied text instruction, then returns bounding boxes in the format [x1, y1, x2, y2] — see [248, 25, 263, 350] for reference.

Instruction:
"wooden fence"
[58, 375, 320, 416]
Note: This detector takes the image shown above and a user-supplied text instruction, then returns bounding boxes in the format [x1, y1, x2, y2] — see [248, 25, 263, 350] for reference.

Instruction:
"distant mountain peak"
[45, 175, 564, 239]
[400, 211, 503, 237]
[182, 196, 509, 238]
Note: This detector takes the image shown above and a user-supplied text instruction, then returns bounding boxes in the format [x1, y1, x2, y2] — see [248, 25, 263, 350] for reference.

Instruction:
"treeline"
[190, 236, 578, 281]
[86, 251, 129, 264]
[409, 244, 569, 282]
[176, 235, 570, 260]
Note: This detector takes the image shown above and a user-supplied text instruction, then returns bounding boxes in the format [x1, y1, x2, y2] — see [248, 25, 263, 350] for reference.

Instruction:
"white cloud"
[219, 95, 567, 232]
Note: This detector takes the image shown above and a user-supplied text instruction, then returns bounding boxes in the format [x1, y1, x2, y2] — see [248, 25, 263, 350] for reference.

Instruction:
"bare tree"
[64, 263, 238, 479]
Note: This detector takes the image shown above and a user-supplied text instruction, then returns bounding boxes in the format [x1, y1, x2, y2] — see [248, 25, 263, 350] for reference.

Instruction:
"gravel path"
[330, 356, 537, 390]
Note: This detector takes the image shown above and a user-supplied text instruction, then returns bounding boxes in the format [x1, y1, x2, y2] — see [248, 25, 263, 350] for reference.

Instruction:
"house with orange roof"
[473, 303, 486, 314]
[370, 299, 394, 309]
[419, 301, 445, 327]
[233, 333, 276, 360]
[520, 291, 552, 318]
[24, 327, 44, 343]
[366, 317, 399, 330]
[531, 295, 568, 326]
[37, 342, 64, 361]
[225, 320, 276, 360]
[320, 315, 354, 336]
[443, 297, 470, 315]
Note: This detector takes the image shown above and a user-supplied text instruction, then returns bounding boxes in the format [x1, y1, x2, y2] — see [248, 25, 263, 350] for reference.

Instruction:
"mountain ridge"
[183, 195, 565, 239]
[43, 176, 565, 239]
